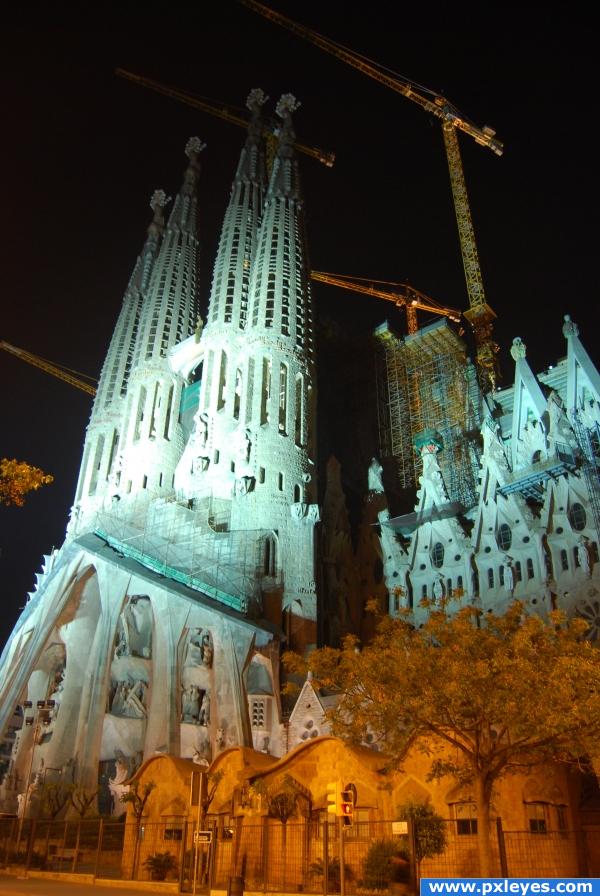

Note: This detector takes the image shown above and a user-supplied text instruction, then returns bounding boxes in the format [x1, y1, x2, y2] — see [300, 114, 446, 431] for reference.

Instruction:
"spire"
[69, 193, 168, 525]
[205, 89, 268, 332]
[268, 94, 302, 200]
[93, 191, 168, 414]
[133, 137, 205, 368]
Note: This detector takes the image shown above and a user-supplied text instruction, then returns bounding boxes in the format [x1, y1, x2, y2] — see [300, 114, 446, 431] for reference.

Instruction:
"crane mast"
[310, 271, 461, 335]
[240, 0, 502, 391]
[0, 341, 97, 396]
[116, 68, 336, 170]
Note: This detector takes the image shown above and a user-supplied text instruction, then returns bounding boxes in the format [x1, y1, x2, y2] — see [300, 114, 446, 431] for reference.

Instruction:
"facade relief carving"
[114, 595, 152, 660]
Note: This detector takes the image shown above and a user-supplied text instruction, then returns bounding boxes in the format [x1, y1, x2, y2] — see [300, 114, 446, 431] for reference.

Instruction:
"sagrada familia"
[1, 89, 599, 817]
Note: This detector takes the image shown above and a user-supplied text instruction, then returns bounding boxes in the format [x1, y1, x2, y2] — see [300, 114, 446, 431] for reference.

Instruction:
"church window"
[294, 484, 301, 502]
[488, 568, 494, 588]
[454, 802, 477, 835]
[278, 364, 288, 434]
[560, 550, 569, 571]
[163, 817, 183, 841]
[497, 524, 512, 550]
[163, 386, 174, 439]
[499, 565, 505, 586]
[134, 387, 147, 440]
[142, 475, 148, 489]
[568, 503, 586, 531]
[246, 359, 254, 423]
[573, 547, 580, 568]
[422, 584, 427, 600]
[89, 434, 105, 496]
[260, 359, 271, 425]
[107, 430, 119, 481]
[159, 473, 163, 487]
[432, 543, 444, 568]
[264, 536, 276, 576]
[526, 803, 548, 834]
[214, 450, 220, 464]
[295, 375, 305, 447]
[447, 578, 453, 596]
[258, 467, 265, 484]
[515, 561, 522, 582]
[472, 571, 479, 597]
[278, 472, 284, 492]
[527, 558, 534, 579]
[217, 352, 227, 411]
[233, 368, 242, 420]
[251, 700, 265, 728]
[457, 575, 463, 593]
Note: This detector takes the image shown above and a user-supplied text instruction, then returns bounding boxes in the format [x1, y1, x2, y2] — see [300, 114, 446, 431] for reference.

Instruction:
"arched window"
[568, 503, 586, 531]
[431, 542, 445, 569]
[497, 523, 512, 551]
[488, 568, 494, 588]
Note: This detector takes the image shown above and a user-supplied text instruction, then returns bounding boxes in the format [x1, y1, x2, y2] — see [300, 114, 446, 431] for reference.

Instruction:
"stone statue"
[199, 692, 210, 726]
[368, 458, 384, 493]
[182, 685, 201, 724]
[504, 561, 514, 593]
[201, 633, 213, 668]
[184, 630, 204, 668]
[432, 577, 445, 601]
[108, 755, 130, 816]
[193, 412, 209, 449]
[578, 539, 590, 576]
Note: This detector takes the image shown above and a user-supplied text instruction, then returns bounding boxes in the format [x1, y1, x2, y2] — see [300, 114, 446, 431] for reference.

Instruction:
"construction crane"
[310, 271, 461, 335]
[115, 68, 336, 170]
[0, 341, 97, 397]
[240, 0, 502, 391]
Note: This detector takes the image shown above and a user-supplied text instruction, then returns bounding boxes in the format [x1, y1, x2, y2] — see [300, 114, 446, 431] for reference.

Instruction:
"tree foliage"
[297, 601, 600, 876]
[251, 774, 300, 824]
[0, 458, 53, 507]
[120, 779, 156, 821]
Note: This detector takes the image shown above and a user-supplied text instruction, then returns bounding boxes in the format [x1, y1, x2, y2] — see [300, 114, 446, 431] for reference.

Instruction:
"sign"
[392, 821, 408, 835]
[194, 830, 212, 844]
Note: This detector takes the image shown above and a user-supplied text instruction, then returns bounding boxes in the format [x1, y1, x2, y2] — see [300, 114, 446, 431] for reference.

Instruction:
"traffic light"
[341, 787, 354, 826]
[326, 781, 341, 816]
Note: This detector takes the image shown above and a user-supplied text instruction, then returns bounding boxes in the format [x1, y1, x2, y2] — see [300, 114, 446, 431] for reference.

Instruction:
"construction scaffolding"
[72, 490, 279, 615]
[374, 319, 482, 509]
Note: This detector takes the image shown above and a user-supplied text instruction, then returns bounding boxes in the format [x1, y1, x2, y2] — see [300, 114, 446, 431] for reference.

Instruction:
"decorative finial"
[510, 337, 527, 361]
[563, 314, 579, 339]
[149, 189, 170, 213]
[247, 88, 268, 111]
[185, 136, 207, 159]
[276, 93, 301, 119]
[307, 670, 313, 682]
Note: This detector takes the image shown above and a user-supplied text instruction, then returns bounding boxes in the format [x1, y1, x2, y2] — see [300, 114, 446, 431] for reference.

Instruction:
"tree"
[200, 769, 224, 827]
[295, 601, 600, 877]
[120, 780, 156, 879]
[69, 785, 99, 818]
[39, 781, 72, 819]
[0, 458, 53, 507]
[397, 801, 447, 882]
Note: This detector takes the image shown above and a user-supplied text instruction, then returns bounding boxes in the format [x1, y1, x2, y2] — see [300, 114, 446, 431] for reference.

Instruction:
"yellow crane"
[240, 0, 502, 391]
[0, 341, 97, 396]
[115, 68, 336, 170]
[310, 271, 461, 335]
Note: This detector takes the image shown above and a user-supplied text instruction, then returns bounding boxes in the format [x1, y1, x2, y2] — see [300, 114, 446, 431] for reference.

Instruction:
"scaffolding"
[74, 490, 278, 615]
[374, 319, 482, 509]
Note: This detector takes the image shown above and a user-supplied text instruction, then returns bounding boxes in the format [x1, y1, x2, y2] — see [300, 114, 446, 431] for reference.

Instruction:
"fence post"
[93, 817, 103, 880]
[322, 818, 328, 896]
[496, 817, 508, 877]
[25, 818, 36, 874]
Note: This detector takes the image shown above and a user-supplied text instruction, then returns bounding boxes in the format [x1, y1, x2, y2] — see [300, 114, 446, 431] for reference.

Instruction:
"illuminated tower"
[69, 191, 168, 529]
[115, 138, 203, 502]
[175, 94, 319, 649]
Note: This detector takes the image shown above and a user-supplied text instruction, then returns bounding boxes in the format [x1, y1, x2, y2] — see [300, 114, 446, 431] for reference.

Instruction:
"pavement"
[0, 872, 184, 896]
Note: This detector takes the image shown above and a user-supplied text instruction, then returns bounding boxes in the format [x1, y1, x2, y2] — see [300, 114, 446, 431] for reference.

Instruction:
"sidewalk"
[0, 872, 182, 896]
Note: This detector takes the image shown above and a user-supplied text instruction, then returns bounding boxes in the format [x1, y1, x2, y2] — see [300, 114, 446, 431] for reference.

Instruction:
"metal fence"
[1, 816, 598, 890]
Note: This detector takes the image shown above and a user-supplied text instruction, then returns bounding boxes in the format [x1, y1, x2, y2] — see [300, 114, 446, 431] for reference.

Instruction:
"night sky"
[1, 8, 597, 651]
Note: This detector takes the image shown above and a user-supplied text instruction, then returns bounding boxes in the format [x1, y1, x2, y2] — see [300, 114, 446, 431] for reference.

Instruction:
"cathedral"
[0, 87, 599, 819]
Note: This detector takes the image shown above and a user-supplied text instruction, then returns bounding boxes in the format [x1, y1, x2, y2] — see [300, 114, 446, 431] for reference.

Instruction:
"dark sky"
[1, 7, 597, 651]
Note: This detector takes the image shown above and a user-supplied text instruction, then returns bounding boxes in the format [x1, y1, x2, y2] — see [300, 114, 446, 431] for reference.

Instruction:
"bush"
[360, 839, 409, 890]
[142, 850, 178, 880]
[309, 856, 354, 892]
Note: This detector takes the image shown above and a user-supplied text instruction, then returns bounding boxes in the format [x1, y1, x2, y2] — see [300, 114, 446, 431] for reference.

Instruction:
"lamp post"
[15, 699, 55, 850]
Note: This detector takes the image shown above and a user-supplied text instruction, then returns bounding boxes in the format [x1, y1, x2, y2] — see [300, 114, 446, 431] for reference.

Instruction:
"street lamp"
[16, 699, 55, 848]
